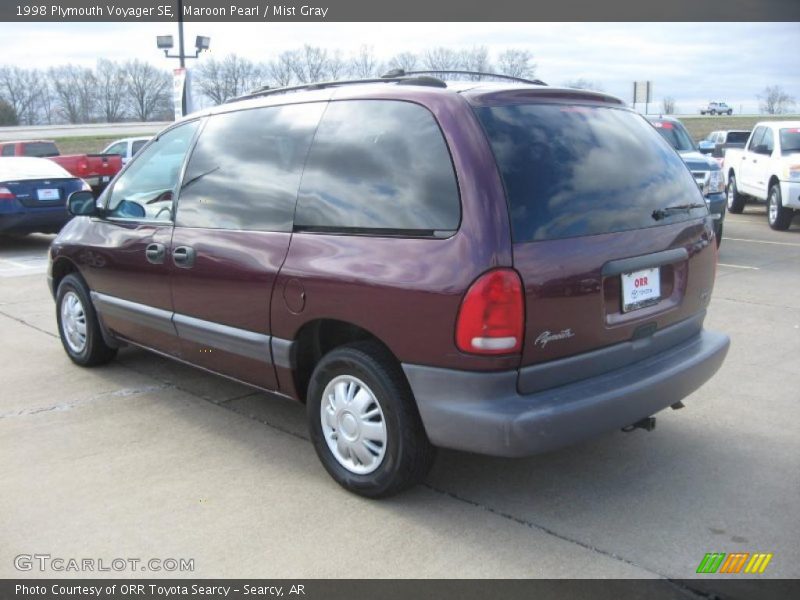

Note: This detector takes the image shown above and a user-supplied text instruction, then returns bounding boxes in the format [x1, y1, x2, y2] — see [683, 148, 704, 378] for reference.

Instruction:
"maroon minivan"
[49, 73, 729, 497]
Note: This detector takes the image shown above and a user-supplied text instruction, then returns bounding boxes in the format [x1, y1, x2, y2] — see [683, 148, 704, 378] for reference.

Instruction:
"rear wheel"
[727, 174, 745, 214]
[307, 341, 436, 498]
[56, 274, 117, 366]
[767, 184, 793, 231]
[727, 109, 733, 115]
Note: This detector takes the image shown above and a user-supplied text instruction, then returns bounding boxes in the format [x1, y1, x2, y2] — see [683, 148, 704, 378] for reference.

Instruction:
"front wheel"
[56, 274, 117, 366]
[727, 110, 733, 115]
[727, 174, 746, 214]
[768, 185, 793, 231]
[307, 341, 436, 498]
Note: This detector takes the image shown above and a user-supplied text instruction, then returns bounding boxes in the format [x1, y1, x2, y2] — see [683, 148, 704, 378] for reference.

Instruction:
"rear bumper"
[780, 181, 800, 209]
[0, 210, 70, 234]
[403, 329, 729, 457]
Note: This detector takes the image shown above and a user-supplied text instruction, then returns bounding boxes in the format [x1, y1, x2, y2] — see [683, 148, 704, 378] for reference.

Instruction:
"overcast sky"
[3, 21, 798, 113]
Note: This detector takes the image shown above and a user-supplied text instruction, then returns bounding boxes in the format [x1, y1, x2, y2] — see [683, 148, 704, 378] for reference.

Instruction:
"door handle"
[172, 245, 196, 268]
[145, 243, 166, 264]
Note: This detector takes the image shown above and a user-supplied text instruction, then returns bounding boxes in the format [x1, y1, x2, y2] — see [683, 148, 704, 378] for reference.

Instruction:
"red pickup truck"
[0, 140, 122, 190]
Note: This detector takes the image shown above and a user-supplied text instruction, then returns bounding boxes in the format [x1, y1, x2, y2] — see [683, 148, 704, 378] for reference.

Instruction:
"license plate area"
[36, 188, 60, 201]
[621, 267, 661, 313]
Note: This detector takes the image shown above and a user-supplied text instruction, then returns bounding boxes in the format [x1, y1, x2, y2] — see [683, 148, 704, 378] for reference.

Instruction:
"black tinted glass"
[177, 103, 324, 231]
[726, 131, 750, 144]
[476, 103, 705, 242]
[132, 140, 148, 154]
[23, 142, 58, 157]
[1, 145, 13, 156]
[748, 127, 765, 150]
[780, 128, 800, 153]
[294, 100, 460, 235]
[651, 120, 695, 152]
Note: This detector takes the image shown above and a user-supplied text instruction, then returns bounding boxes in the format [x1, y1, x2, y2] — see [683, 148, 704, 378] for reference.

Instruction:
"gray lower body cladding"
[403, 328, 730, 457]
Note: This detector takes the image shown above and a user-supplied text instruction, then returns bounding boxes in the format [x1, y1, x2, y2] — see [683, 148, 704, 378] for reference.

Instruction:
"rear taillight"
[456, 268, 524, 355]
[78, 160, 89, 175]
[0, 186, 15, 201]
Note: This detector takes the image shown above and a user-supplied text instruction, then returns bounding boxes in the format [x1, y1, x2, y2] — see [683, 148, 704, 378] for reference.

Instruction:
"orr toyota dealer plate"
[621, 267, 661, 312]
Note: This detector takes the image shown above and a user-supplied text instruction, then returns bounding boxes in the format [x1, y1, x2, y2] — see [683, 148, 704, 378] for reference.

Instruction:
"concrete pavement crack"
[422, 482, 667, 578]
[0, 309, 58, 339]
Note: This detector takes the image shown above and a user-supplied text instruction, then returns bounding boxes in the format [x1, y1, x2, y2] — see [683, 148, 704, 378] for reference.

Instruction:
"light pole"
[157, 0, 210, 116]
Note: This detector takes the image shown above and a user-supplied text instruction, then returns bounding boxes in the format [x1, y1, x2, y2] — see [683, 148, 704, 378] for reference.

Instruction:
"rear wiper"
[652, 203, 706, 221]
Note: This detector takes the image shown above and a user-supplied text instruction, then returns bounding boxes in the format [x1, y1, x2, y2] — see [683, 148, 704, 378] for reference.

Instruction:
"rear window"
[475, 103, 704, 242]
[726, 131, 750, 144]
[650, 120, 695, 152]
[780, 128, 800, 154]
[23, 142, 59, 157]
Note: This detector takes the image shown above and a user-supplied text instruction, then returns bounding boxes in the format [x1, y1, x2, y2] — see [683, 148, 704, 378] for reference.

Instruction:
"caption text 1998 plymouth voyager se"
[49, 72, 730, 497]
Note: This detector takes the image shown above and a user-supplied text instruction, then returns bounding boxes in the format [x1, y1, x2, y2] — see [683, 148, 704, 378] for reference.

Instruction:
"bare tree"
[758, 85, 796, 115]
[195, 54, 262, 105]
[496, 49, 537, 80]
[0, 98, 17, 125]
[49, 64, 97, 123]
[460, 47, 492, 79]
[0, 66, 44, 125]
[124, 60, 170, 121]
[291, 46, 329, 83]
[386, 52, 418, 73]
[563, 78, 604, 91]
[351, 45, 380, 79]
[267, 51, 296, 87]
[423, 47, 461, 73]
[96, 59, 127, 122]
[325, 50, 349, 80]
[661, 96, 677, 115]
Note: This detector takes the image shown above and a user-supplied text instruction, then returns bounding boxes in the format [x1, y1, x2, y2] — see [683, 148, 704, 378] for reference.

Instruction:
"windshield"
[651, 121, 696, 152]
[475, 103, 705, 242]
[780, 128, 800, 154]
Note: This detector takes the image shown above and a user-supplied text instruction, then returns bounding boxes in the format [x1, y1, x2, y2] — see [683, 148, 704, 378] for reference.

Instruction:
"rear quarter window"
[475, 103, 704, 242]
[294, 100, 460, 235]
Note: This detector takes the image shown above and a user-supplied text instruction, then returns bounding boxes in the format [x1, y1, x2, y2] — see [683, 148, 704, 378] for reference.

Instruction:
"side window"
[748, 127, 765, 151]
[762, 128, 774, 154]
[105, 142, 126, 156]
[131, 140, 148, 155]
[1, 145, 14, 156]
[294, 100, 461, 235]
[176, 103, 324, 231]
[106, 121, 199, 221]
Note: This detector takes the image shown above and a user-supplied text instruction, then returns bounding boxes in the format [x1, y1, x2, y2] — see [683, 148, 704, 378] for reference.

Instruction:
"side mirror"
[698, 146, 713, 154]
[67, 191, 98, 216]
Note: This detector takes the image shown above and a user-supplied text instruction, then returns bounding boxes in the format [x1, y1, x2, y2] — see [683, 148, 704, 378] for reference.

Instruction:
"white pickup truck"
[724, 121, 800, 230]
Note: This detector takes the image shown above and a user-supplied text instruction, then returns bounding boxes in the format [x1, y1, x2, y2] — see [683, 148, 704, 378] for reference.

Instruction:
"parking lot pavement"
[0, 210, 798, 587]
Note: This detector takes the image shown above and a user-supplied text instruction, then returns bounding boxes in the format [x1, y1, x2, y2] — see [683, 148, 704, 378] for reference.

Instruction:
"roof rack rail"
[382, 69, 547, 86]
[228, 74, 447, 103]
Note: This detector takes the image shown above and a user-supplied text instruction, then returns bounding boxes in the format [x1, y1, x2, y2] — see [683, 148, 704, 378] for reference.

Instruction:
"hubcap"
[727, 182, 734, 208]
[320, 375, 387, 475]
[60, 291, 87, 354]
[769, 191, 778, 223]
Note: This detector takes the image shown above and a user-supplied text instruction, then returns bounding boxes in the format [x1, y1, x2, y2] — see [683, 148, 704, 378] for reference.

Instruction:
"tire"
[56, 273, 117, 366]
[727, 110, 733, 115]
[767, 184, 793, 231]
[727, 174, 746, 214]
[710, 110, 716, 116]
[714, 221, 723, 248]
[307, 341, 436, 498]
